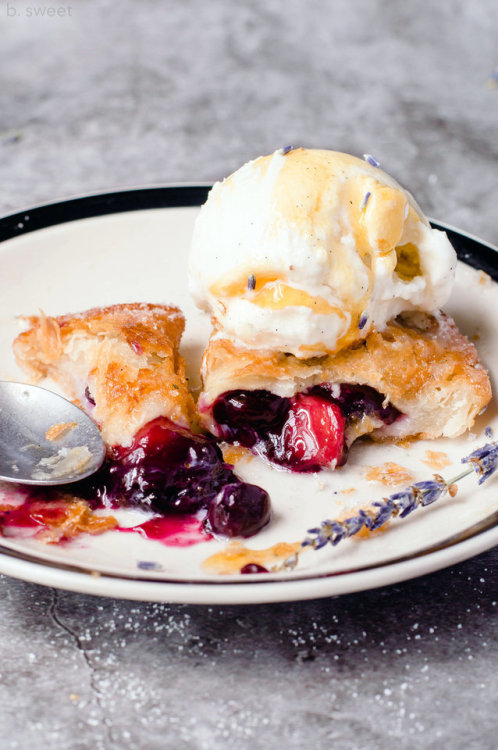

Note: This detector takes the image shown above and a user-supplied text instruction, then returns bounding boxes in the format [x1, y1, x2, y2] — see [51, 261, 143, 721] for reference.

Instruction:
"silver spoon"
[0, 381, 105, 485]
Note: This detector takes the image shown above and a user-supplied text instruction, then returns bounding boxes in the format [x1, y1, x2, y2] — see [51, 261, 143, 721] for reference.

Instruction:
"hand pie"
[198, 310, 492, 472]
[189, 148, 491, 472]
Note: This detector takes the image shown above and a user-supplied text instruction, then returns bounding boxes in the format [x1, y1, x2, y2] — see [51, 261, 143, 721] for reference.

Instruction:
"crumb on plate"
[202, 540, 300, 575]
[421, 449, 451, 470]
[365, 462, 414, 486]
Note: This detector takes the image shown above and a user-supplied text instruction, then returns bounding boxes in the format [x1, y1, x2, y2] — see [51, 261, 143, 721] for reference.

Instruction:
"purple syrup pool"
[0, 492, 66, 532]
[0, 486, 211, 547]
[118, 515, 210, 547]
[211, 383, 401, 472]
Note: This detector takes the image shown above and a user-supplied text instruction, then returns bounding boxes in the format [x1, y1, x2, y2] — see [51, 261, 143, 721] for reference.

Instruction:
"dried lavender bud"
[342, 515, 366, 536]
[412, 479, 447, 506]
[371, 496, 398, 526]
[247, 273, 256, 291]
[280, 145, 294, 155]
[360, 191, 371, 210]
[363, 154, 380, 168]
[359, 312, 368, 330]
[462, 442, 498, 484]
[137, 561, 163, 571]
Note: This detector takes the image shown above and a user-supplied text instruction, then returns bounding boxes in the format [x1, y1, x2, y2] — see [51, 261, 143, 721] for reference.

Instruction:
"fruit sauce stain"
[118, 515, 211, 547]
[0, 417, 271, 547]
[0, 485, 210, 547]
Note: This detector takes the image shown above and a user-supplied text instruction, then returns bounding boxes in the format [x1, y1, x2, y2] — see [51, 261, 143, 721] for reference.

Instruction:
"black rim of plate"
[0, 185, 497, 589]
[1, 185, 498, 280]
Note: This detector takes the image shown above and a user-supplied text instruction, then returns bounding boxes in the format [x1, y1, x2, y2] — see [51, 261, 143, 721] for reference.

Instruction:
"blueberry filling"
[309, 383, 400, 425]
[240, 563, 269, 574]
[212, 384, 402, 472]
[74, 417, 270, 538]
[84, 385, 96, 406]
[211, 390, 290, 449]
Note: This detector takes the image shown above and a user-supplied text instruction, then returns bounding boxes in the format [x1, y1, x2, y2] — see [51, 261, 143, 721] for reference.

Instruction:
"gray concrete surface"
[0, 1, 497, 748]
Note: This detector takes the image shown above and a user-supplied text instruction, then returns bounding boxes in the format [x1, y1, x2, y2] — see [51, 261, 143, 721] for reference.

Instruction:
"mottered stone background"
[0, 1, 497, 748]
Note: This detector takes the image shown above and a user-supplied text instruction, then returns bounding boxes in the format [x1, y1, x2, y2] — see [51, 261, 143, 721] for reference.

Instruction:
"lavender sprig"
[281, 439, 498, 570]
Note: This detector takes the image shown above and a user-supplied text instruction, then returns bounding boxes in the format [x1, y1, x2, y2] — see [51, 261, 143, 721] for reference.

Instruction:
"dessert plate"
[0, 187, 497, 604]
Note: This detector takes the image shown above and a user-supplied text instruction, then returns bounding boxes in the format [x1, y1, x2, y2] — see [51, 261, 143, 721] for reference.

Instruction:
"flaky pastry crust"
[199, 311, 491, 441]
[13, 303, 197, 447]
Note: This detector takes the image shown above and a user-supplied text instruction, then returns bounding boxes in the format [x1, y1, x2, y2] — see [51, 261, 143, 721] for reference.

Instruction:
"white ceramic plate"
[0, 187, 497, 604]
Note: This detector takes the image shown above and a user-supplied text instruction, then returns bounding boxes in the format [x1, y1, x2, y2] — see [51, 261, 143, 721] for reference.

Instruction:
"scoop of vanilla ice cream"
[189, 148, 457, 357]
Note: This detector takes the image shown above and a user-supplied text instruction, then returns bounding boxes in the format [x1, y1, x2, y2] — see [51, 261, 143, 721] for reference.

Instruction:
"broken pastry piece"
[14, 303, 196, 446]
[13, 303, 270, 537]
[198, 311, 492, 471]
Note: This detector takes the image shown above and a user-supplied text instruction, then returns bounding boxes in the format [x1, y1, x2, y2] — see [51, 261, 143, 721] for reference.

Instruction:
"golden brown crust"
[13, 303, 197, 446]
[199, 310, 492, 441]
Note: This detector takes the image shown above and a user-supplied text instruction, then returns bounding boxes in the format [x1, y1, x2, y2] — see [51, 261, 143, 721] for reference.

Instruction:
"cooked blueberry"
[206, 482, 271, 538]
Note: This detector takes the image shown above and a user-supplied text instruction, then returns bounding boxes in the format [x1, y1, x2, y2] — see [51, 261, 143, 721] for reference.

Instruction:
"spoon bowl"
[0, 381, 106, 485]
